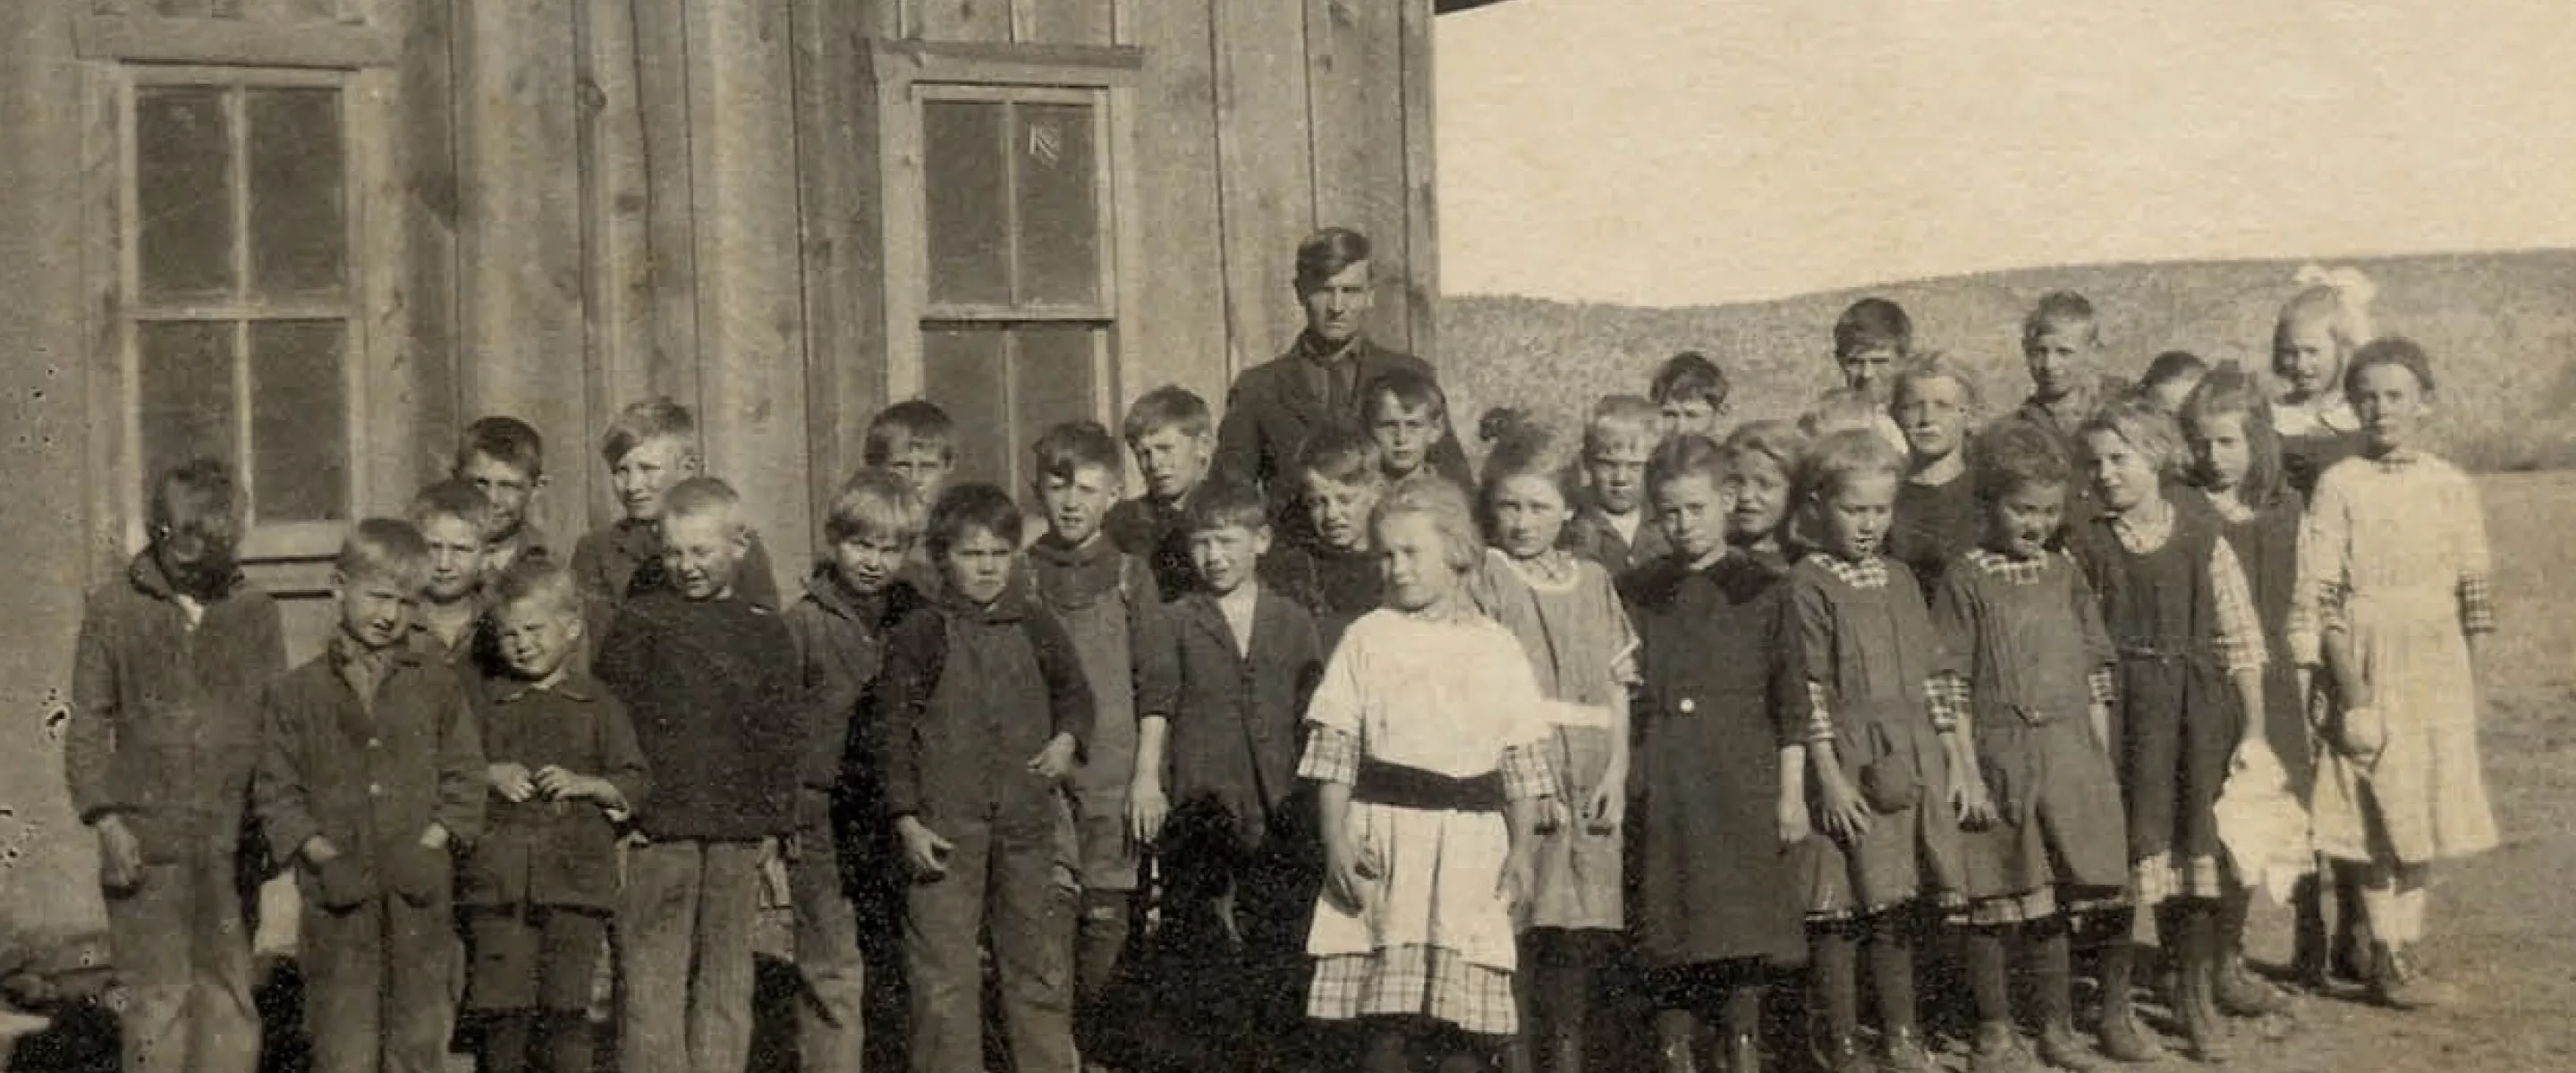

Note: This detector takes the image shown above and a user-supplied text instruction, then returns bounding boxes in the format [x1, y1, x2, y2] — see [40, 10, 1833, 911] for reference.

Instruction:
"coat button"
[367, 739, 381, 748]
[369, 783, 383, 796]
[1677, 697, 1696, 714]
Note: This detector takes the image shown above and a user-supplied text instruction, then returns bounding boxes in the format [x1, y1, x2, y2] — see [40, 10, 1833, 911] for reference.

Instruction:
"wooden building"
[0, 0, 1498, 940]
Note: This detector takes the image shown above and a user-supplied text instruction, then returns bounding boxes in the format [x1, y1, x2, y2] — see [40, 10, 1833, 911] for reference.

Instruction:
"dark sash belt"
[1352, 759, 1504, 813]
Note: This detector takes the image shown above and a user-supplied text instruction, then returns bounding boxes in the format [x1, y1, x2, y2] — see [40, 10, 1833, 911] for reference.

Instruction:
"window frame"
[871, 41, 1144, 489]
[85, 20, 397, 571]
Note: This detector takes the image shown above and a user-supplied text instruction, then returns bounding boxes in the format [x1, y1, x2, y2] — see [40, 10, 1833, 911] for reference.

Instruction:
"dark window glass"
[248, 320, 348, 521]
[136, 89, 235, 301]
[138, 321, 238, 481]
[922, 100, 1010, 307]
[1012, 103, 1098, 307]
[921, 327, 1009, 487]
[247, 89, 346, 298]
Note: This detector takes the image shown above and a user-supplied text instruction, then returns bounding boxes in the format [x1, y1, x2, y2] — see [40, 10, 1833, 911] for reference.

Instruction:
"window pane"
[247, 89, 346, 299]
[922, 100, 1010, 307]
[1012, 104, 1099, 308]
[1011, 325, 1099, 462]
[136, 88, 236, 302]
[138, 321, 238, 483]
[921, 327, 1008, 487]
[249, 320, 348, 522]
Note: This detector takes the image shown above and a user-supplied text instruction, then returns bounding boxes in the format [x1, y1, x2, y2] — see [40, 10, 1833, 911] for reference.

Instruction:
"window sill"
[74, 14, 398, 70]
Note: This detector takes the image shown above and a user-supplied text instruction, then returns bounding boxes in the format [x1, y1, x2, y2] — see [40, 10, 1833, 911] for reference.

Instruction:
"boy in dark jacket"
[570, 399, 782, 644]
[592, 477, 801, 1073]
[1106, 386, 1217, 602]
[879, 484, 1092, 1073]
[65, 459, 284, 1073]
[781, 468, 926, 1073]
[254, 519, 487, 1073]
[462, 560, 649, 1073]
[1256, 423, 1390, 652]
[1127, 477, 1326, 1071]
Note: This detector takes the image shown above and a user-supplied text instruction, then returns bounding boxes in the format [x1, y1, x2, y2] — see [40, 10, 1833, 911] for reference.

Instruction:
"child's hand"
[1324, 837, 1372, 912]
[1951, 772, 1998, 830]
[1582, 781, 1625, 835]
[301, 835, 343, 865]
[94, 815, 144, 893]
[1126, 778, 1169, 847]
[897, 817, 953, 879]
[2337, 706, 2386, 768]
[1497, 847, 1535, 908]
[530, 765, 595, 802]
[1818, 776, 1873, 841]
[489, 762, 536, 803]
[1532, 796, 1568, 836]
[1028, 734, 1078, 781]
[1776, 795, 1812, 847]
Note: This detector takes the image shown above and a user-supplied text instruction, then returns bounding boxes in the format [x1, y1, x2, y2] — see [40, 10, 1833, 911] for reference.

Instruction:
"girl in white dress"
[1298, 477, 1562, 1073]
[2291, 337, 2499, 1010]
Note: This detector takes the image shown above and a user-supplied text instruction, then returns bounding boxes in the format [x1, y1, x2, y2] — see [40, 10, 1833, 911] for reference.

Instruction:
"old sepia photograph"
[1, 2, 2568, 1072]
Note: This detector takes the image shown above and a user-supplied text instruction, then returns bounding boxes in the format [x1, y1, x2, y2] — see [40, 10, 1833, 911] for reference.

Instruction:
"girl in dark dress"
[1624, 434, 1808, 1073]
[2064, 401, 2277, 1063]
[2180, 365, 2307, 1017]
[1886, 356, 1987, 604]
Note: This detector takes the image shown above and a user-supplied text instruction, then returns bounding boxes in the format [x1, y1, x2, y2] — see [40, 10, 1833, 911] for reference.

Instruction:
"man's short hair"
[1360, 368, 1447, 422]
[1294, 227, 1372, 290]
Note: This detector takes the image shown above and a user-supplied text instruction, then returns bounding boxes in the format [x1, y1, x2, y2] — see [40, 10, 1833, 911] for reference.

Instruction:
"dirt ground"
[10, 470, 2575, 1073]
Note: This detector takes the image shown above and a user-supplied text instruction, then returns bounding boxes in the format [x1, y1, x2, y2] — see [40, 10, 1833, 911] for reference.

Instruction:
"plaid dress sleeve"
[2449, 469, 2498, 637]
[2206, 539, 2267, 678]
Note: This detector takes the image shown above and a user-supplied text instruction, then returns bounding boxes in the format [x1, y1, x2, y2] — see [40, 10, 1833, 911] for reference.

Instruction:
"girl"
[1624, 434, 1809, 1073]
[2269, 267, 2377, 984]
[2292, 338, 2498, 1010]
[1785, 430, 1967, 1073]
[2178, 364, 2304, 1018]
[1300, 477, 1561, 1073]
[1929, 422, 2128, 1073]
[2064, 401, 2275, 1062]
[1468, 423, 1638, 1073]
[1886, 354, 1987, 604]
[1717, 421, 1802, 569]
[2270, 266, 2374, 499]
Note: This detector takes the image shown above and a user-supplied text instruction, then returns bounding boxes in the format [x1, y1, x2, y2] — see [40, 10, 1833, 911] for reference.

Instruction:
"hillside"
[1437, 249, 2576, 470]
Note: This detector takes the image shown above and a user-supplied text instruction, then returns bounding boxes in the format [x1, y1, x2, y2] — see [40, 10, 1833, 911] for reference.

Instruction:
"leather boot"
[2178, 962, 2230, 1063]
[2033, 1018, 2095, 1072]
[1360, 1030, 1413, 1073]
[1548, 1030, 1583, 1073]
[2371, 943, 2462, 1010]
[1969, 1021, 2036, 1073]
[1881, 1026, 1936, 1073]
[1652, 1010, 1699, 1073]
[1715, 1032, 1758, 1073]
[2213, 949, 2288, 1018]
[1810, 1031, 1865, 1073]
[2096, 943, 2164, 1065]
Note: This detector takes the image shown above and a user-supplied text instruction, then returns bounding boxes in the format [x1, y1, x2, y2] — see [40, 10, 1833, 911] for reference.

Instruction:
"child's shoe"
[1879, 1027, 1936, 1073]
[2094, 1010, 2164, 1065]
[2032, 1020, 2095, 1072]
[2370, 944, 2461, 1010]
[1810, 1032, 1866, 1073]
[2213, 951, 2288, 1018]
[1714, 1031, 1758, 1073]
[1969, 1022, 2036, 1073]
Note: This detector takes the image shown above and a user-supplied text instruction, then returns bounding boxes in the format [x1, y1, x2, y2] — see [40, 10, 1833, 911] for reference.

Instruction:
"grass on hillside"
[1438, 249, 2576, 472]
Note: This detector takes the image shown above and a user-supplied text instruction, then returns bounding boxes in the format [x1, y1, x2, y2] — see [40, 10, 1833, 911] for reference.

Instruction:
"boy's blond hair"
[863, 401, 956, 464]
[408, 478, 496, 542]
[337, 518, 430, 582]
[824, 468, 926, 545]
[662, 476, 747, 535]
[489, 557, 584, 621]
[1584, 394, 1662, 458]
[1121, 385, 1213, 444]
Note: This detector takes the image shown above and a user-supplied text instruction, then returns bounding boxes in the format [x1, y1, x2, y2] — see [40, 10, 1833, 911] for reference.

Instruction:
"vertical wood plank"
[682, 0, 811, 595]
[349, 65, 419, 512]
[393, 0, 462, 494]
[1024, 0, 1111, 46]
[77, 66, 128, 575]
[629, 0, 703, 412]
[1124, 0, 1227, 406]
[913, 0, 1008, 41]
[572, 0, 653, 532]
[1210, 0, 1317, 380]
[1398, 0, 1437, 366]
[453, 0, 588, 511]
[1304, 0, 1411, 352]
[792, 0, 891, 520]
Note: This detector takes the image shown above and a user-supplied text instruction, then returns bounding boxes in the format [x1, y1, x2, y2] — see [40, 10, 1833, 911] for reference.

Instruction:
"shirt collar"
[493, 672, 598, 705]
[329, 630, 414, 689]
[2365, 447, 2421, 472]
[1028, 531, 1117, 570]
[127, 549, 243, 604]
[1296, 330, 1362, 366]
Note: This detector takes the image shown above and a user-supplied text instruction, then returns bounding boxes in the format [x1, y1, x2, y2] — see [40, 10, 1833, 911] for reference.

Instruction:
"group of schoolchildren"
[69, 229, 2496, 1073]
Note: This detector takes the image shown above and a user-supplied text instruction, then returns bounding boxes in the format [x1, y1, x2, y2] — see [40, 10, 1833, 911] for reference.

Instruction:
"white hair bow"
[2293, 264, 2378, 340]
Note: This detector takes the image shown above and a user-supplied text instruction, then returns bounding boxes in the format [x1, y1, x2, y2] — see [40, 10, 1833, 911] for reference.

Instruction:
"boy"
[1648, 351, 1729, 440]
[569, 398, 780, 643]
[782, 468, 928, 1073]
[1825, 298, 1915, 455]
[1212, 228, 1467, 504]
[254, 519, 487, 1073]
[865, 400, 960, 590]
[2004, 291, 2115, 532]
[877, 484, 1092, 1073]
[1106, 385, 1217, 602]
[456, 416, 553, 573]
[66, 459, 284, 1073]
[1127, 477, 1326, 1072]
[460, 560, 648, 1073]
[1562, 394, 1671, 574]
[1357, 368, 1472, 488]
[591, 477, 802, 1073]
[1256, 424, 1389, 652]
[1021, 422, 1159, 1066]
[410, 478, 497, 665]
[1885, 354, 1986, 603]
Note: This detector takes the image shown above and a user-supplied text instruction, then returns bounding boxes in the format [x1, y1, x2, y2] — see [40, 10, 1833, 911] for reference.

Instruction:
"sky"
[1435, 0, 2576, 307]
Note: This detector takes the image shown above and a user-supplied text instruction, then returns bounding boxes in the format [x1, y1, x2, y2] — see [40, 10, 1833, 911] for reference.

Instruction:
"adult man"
[1213, 228, 1467, 503]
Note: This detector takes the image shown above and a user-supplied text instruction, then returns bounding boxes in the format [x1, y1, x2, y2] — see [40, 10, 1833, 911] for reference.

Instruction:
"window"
[123, 69, 357, 550]
[910, 85, 1119, 492]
